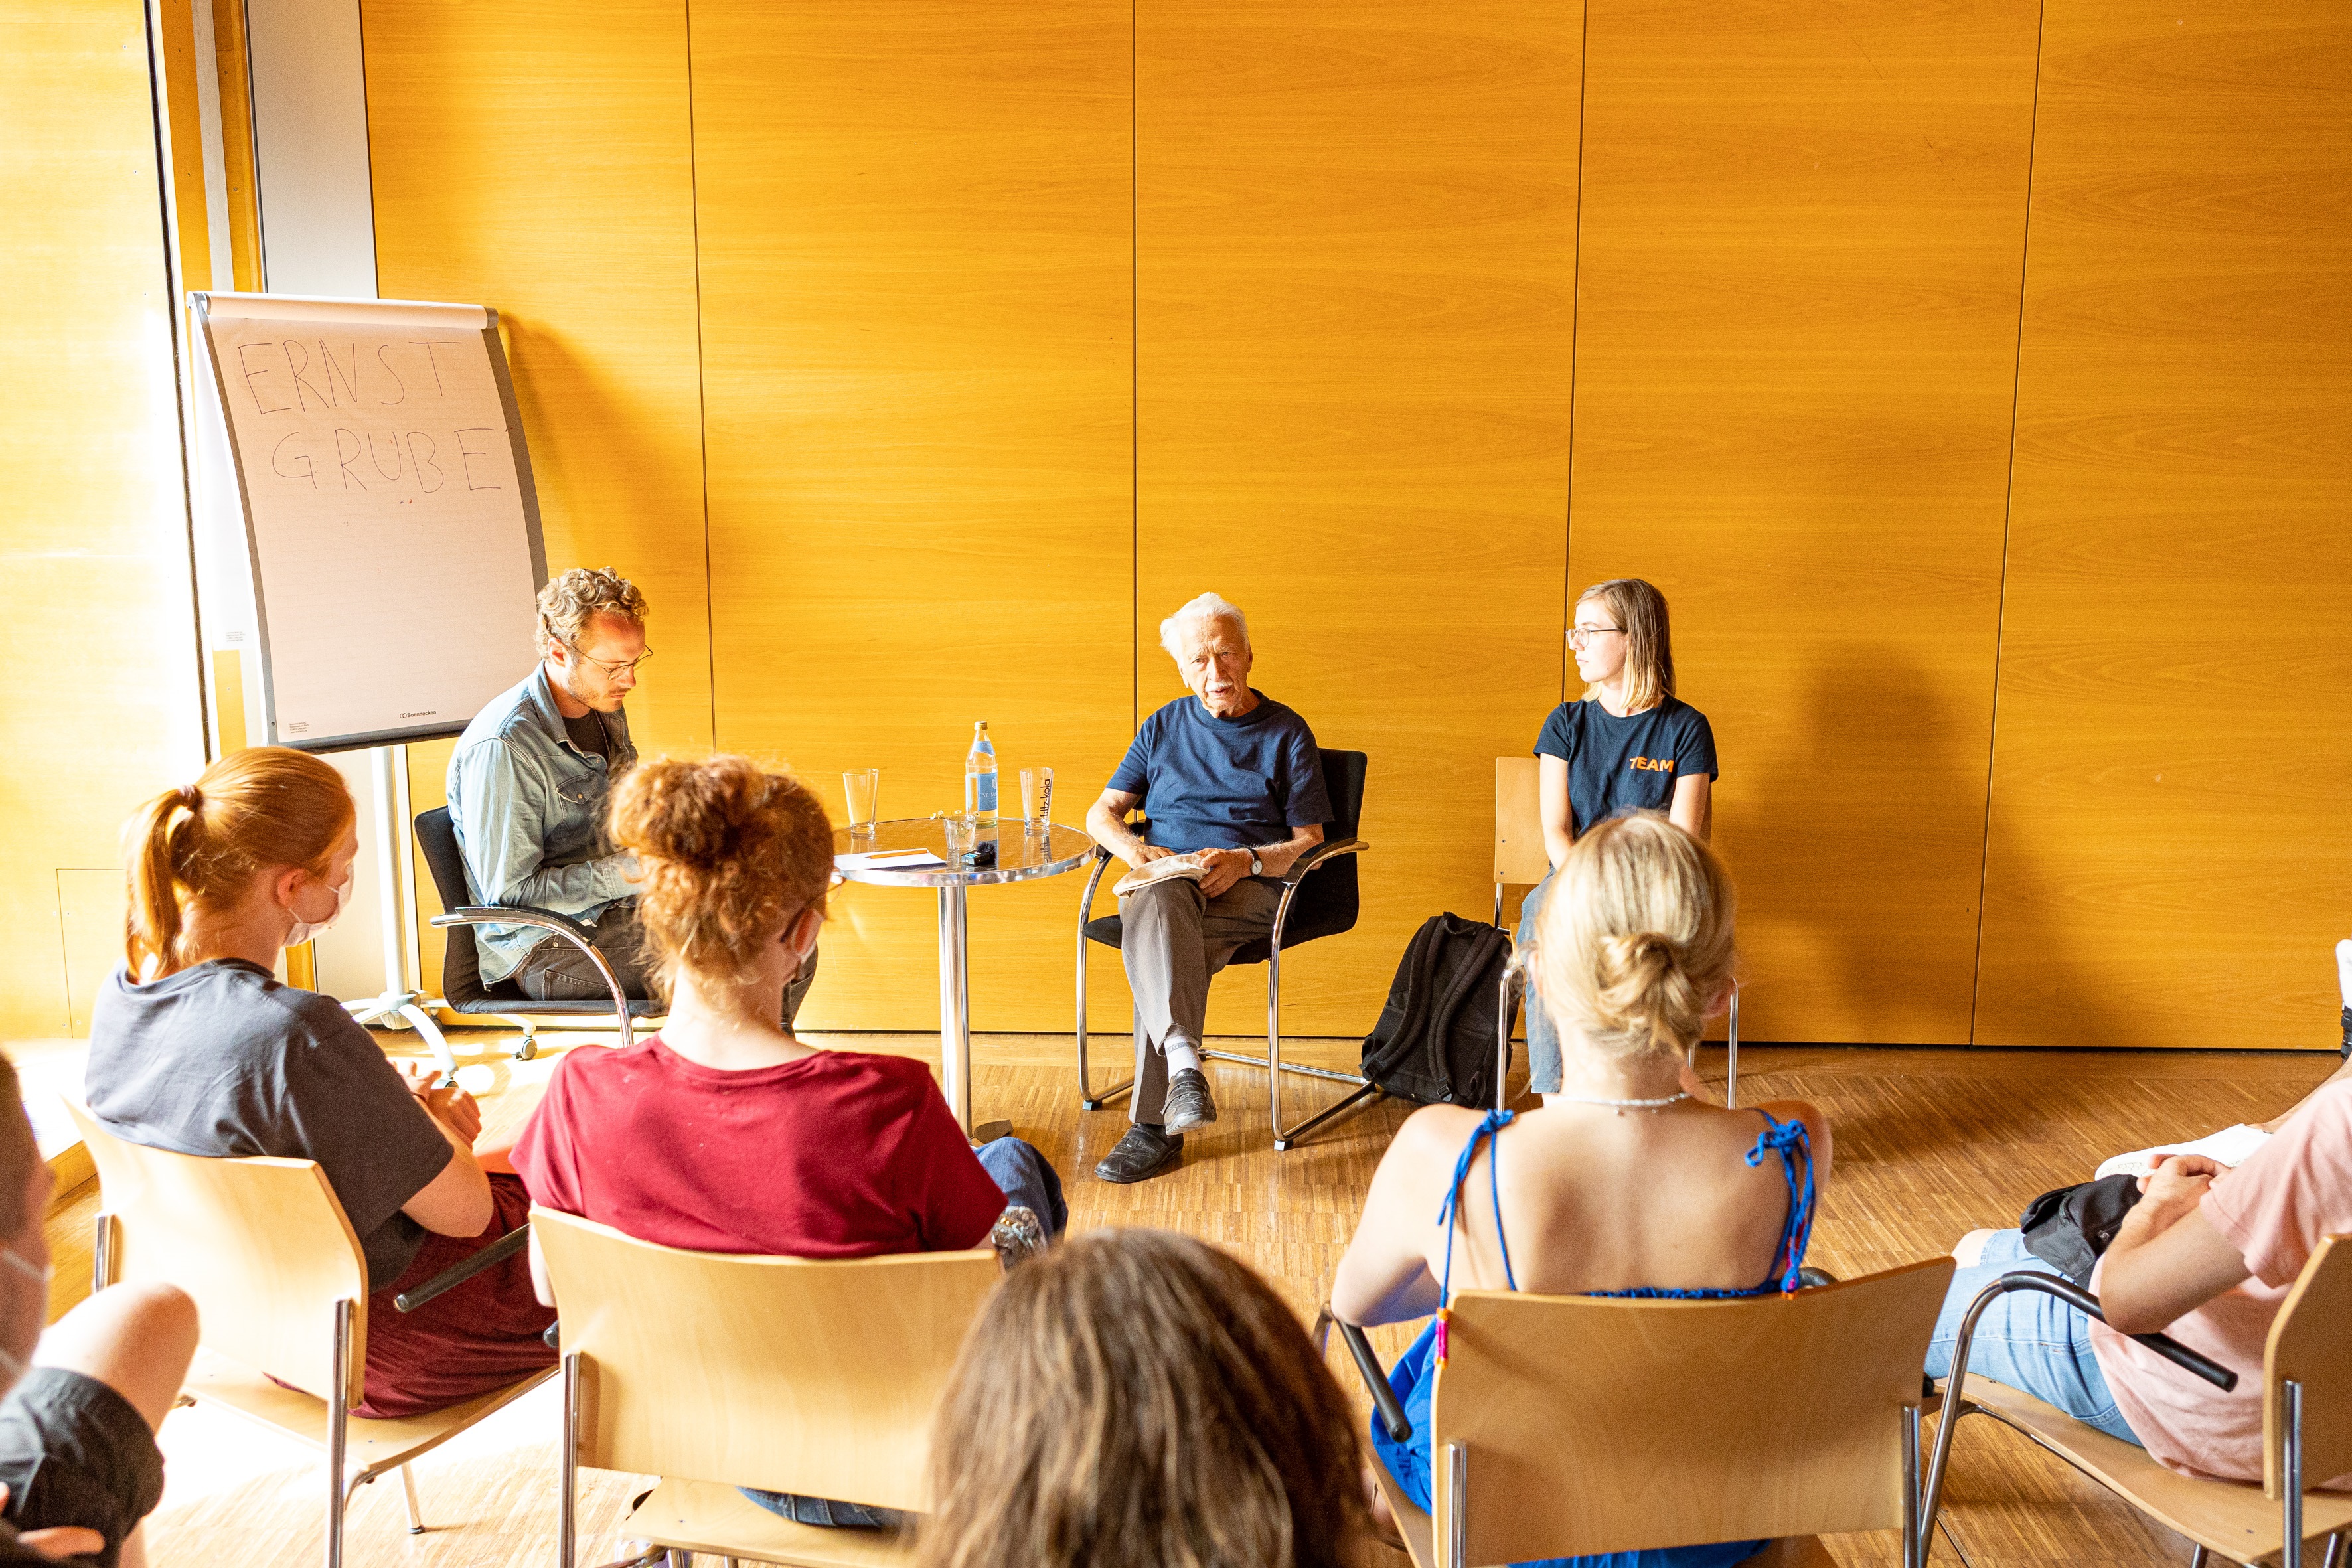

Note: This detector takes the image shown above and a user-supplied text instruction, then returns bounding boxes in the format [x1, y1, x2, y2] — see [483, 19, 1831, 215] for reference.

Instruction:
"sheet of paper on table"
[835, 848, 950, 871]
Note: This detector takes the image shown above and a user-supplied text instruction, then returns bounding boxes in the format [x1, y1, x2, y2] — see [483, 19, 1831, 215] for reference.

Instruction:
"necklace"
[1549, 1090, 1691, 1115]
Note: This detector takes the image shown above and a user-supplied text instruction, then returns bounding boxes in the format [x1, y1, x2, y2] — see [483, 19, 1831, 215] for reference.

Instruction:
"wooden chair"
[1332, 1258, 1955, 1568]
[532, 1206, 1000, 1567]
[64, 1101, 555, 1568]
[1490, 754, 1743, 1106]
[1921, 1240, 2352, 1568]
[1491, 755, 1547, 931]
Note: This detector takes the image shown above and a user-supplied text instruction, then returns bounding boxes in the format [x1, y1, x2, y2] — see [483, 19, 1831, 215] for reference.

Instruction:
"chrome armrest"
[394, 1224, 529, 1312]
[436, 904, 600, 949]
[1281, 836, 1367, 887]
[1075, 846, 1114, 925]
[431, 905, 635, 1048]
[1314, 1304, 1411, 1442]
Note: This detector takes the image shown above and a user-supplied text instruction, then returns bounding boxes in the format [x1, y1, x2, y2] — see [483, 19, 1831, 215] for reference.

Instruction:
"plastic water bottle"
[964, 722, 998, 828]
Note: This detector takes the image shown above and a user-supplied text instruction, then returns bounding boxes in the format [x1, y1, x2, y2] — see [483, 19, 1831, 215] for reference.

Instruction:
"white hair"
[1158, 593, 1250, 659]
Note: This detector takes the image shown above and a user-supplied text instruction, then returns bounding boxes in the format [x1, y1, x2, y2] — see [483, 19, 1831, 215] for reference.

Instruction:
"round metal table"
[832, 818, 1097, 1140]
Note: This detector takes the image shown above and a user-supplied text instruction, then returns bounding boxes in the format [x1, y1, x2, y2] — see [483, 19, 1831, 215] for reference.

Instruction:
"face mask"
[285, 868, 353, 948]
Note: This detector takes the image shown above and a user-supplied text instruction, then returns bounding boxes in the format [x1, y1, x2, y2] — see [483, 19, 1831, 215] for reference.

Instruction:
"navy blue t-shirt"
[1108, 692, 1332, 851]
[1533, 694, 1718, 838]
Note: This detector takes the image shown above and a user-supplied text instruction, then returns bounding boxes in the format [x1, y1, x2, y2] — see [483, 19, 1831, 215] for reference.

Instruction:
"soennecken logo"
[1628, 756, 1676, 772]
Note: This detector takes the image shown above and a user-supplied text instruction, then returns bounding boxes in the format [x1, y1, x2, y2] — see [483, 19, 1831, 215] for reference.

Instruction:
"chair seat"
[447, 984, 664, 1018]
[1948, 1376, 2352, 1564]
[183, 1346, 557, 1480]
[1080, 902, 1358, 961]
[621, 1478, 918, 1567]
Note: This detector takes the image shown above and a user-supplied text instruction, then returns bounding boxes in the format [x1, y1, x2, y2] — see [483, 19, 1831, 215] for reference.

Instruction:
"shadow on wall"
[1733, 645, 2110, 1050]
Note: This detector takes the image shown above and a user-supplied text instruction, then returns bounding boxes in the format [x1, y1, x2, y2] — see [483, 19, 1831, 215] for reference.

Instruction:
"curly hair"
[535, 567, 647, 656]
[606, 755, 831, 993]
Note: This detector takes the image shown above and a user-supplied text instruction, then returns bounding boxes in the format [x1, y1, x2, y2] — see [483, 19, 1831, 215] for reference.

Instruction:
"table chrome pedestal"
[834, 819, 1097, 1140]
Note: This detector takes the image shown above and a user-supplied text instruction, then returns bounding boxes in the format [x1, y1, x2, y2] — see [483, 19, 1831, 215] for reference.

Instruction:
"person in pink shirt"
[1926, 1079, 2352, 1486]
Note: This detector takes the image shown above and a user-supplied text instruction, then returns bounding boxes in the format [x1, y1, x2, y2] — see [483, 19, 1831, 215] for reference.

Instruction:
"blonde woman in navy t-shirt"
[1519, 578, 1718, 1093]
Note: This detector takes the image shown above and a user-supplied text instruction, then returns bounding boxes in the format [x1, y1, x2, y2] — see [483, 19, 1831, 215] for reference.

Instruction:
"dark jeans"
[513, 900, 819, 1028]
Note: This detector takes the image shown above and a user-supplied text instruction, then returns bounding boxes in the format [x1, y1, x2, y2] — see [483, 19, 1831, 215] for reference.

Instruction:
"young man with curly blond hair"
[445, 568, 819, 1020]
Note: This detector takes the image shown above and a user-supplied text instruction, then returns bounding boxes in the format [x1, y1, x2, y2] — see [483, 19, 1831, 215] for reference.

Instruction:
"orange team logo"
[1628, 756, 1676, 772]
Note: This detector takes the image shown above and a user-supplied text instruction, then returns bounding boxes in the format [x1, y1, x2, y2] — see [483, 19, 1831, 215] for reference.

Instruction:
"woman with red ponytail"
[87, 747, 554, 1418]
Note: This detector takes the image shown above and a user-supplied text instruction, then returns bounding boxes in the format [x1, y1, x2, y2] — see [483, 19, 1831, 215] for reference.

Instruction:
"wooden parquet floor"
[49, 1029, 2333, 1568]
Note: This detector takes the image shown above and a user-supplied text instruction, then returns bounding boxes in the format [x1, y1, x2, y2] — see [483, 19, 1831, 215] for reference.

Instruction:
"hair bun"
[176, 784, 201, 810]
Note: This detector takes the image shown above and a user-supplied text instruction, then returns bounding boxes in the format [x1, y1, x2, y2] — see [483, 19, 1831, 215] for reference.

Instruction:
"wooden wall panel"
[1569, 0, 2041, 1044]
[1975, 0, 2352, 1048]
[363, 0, 714, 757]
[0, 1, 206, 1040]
[692, 1, 1135, 1032]
[1138, 0, 1581, 1038]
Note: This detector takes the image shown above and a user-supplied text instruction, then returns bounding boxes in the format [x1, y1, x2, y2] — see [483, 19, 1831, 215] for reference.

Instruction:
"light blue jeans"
[1516, 872, 1565, 1093]
[1925, 1229, 2140, 1444]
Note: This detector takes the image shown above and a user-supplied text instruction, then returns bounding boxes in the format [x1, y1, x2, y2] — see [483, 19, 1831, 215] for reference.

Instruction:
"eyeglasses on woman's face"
[1567, 625, 1624, 649]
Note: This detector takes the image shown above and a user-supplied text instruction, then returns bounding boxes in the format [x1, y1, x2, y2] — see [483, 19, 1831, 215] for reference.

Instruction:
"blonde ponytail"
[121, 750, 355, 979]
[1531, 812, 1736, 1061]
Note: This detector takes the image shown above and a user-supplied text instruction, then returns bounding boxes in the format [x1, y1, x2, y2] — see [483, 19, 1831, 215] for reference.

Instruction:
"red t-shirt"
[509, 1036, 1007, 1257]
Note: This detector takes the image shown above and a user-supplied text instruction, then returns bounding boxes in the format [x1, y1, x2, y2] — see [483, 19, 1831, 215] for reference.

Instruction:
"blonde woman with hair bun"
[1519, 577, 1719, 1099]
[1331, 813, 1830, 1567]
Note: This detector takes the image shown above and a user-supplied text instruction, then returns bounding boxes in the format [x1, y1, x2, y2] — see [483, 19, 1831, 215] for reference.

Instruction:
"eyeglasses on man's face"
[1567, 625, 1624, 649]
[570, 643, 653, 678]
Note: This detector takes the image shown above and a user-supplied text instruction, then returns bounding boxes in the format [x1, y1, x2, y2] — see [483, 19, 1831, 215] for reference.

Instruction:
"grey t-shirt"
[84, 961, 455, 1291]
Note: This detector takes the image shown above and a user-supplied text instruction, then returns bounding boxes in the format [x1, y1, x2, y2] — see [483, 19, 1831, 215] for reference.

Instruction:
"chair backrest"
[1431, 1257, 1953, 1563]
[532, 1207, 1000, 1512]
[2266, 1233, 2352, 1496]
[414, 807, 489, 1006]
[64, 1100, 369, 1407]
[1320, 747, 1368, 842]
[1494, 756, 1546, 886]
[1279, 747, 1367, 945]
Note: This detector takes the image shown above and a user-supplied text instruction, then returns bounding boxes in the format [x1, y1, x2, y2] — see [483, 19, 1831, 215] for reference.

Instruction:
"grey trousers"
[1118, 876, 1281, 1125]
[514, 900, 819, 1028]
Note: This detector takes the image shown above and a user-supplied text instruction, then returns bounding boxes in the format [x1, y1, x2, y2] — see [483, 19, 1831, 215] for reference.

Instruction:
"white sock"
[1165, 1038, 1202, 1077]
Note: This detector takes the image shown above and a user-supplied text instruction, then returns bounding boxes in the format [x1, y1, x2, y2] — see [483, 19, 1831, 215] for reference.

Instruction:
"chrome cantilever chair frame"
[1913, 1270, 2337, 1568]
[1075, 834, 1377, 1150]
[428, 907, 637, 1052]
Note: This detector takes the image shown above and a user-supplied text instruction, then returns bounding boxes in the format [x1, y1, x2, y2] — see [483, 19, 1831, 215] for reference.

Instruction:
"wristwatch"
[1248, 848, 1264, 877]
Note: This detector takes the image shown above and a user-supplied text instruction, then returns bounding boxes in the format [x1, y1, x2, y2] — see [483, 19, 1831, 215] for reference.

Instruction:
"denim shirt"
[445, 666, 639, 983]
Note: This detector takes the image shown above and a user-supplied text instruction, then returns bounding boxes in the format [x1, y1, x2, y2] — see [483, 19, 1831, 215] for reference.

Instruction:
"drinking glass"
[942, 813, 976, 862]
[1020, 767, 1054, 833]
[843, 769, 880, 838]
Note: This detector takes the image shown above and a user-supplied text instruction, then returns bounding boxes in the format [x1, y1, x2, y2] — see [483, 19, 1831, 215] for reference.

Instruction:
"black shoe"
[1162, 1067, 1218, 1133]
[1094, 1124, 1184, 1184]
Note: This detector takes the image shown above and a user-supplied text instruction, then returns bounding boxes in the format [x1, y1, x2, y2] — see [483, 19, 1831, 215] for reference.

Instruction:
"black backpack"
[1360, 914, 1519, 1107]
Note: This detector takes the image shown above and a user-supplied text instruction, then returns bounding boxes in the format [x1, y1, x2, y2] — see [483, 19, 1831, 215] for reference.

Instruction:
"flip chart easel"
[189, 292, 548, 1075]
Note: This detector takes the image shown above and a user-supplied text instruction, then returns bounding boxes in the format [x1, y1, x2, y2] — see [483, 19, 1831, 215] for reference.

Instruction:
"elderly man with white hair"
[1084, 593, 1332, 1183]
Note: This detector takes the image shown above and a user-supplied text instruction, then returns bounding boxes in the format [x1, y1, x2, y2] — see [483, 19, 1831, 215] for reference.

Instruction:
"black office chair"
[1074, 748, 1376, 1152]
[413, 807, 659, 1061]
